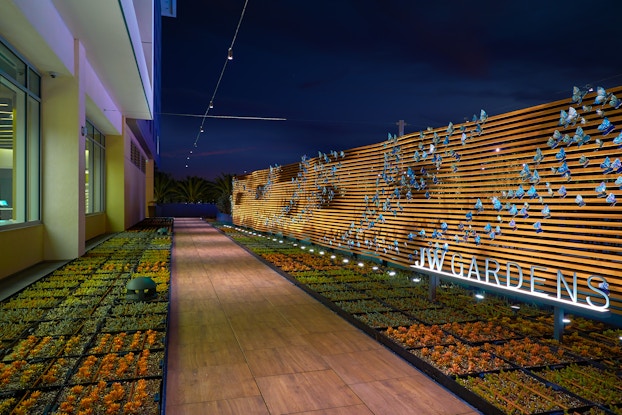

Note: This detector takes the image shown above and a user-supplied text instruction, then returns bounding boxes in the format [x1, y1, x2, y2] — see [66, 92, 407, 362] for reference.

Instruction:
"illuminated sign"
[411, 248, 610, 312]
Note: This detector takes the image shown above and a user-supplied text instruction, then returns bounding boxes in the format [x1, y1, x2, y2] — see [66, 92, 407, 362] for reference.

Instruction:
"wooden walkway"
[165, 218, 481, 415]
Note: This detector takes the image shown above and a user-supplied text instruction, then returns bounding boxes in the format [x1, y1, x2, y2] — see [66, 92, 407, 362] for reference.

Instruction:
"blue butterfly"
[555, 148, 566, 161]
[601, 156, 612, 173]
[492, 197, 502, 211]
[480, 109, 488, 123]
[466, 211, 473, 221]
[461, 132, 467, 145]
[559, 107, 578, 128]
[548, 130, 562, 148]
[595, 86, 611, 105]
[533, 222, 543, 233]
[425, 191, 430, 199]
[612, 158, 622, 173]
[442, 243, 449, 252]
[527, 185, 538, 198]
[509, 204, 518, 216]
[441, 222, 448, 231]
[606, 193, 617, 206]
[474, 198, 483, 212]
[520, 164, 532, 181]
[519, 205, 529, 218]
[595, 138, 604, 149]
[458, 222, 465, 231]
[572, 86, 589, 104]
[489, 231, 495, 240]
[613, 133, 622, 148]
[447, 122, 454, 136]
[610, 94, 621, 109]
[579, 155, 589, 167]
[474, 234, 481, 245]
[533, 148, 544, 164]
[542, 205, 551, 218]
[443, 135, 450, 145]
[484, 223, 492, 233]
[509, 219, 517, 230]
[495, 225, 501, 235]
[559, 186, 568, 198]
[419, 229, 426, 238]
[573, 126, 591, 146]
[575, 194, 585, 207]
[507, 189, 515, 198]
[558, 161, 571, 180]
[615, 176, 622, 188]
[516, 185, 525, 199]
[597, 118, 615, 135]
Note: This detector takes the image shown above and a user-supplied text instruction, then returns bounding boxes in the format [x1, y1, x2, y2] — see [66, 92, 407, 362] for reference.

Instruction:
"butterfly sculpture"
[573, 126, 590, 146]
[508, 204, 518, 216]
[419, 229, 426, 238]
[610, 94, 621, 109]
[516, 185, 525, 199]
[579, 155, 589, 167]
[606, 193, 617, 206]
[597, 118, 615, 135]
[575, 194, 585, 207]
[447, 122, 454, 136]
[542, 205, 551, 218]
[555, 148, 566, 161]
[559, 107, 579, 128]
[492, 197, 502, 211]
[520, 164, 532, 181]
[572, 85, 590, 104]
[495, 225, 501, 235]
[612, 158, 622, 173]
[509, 219, 517, 230]
[548, 130, 563, 148]
[480, 109, 488, 123]
[595, 86, 611, 105]
[519, 204, 529, 218]
[595, 138, 604, 149]
[474, 198, 483, 212]
[601, 156, 612, 173]
[533, 222, 543, 233]
[613, 133, 622, 148]
[474, 234, 481, 245]
[527, 185, 538, 198]
[558, 161, 571, 180]
[531, 170, 540, 184]
[616, 176, 622, 189]
[533, 148, 544, 164]
[466, 211, 473, 221]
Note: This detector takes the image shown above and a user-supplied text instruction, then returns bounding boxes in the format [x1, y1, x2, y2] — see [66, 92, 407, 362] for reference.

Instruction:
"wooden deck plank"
[165, 217, 481, 414]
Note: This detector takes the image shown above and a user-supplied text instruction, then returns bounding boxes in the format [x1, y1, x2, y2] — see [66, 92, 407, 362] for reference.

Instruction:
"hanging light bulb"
[209, 101, 214, 109]
[200, 127, 204, 133]
[228, 48, 233, 60]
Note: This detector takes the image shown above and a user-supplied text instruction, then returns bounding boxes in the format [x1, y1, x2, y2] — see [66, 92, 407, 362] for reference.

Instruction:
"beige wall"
[85, 213, 106, 241]
[0, 225, 44, 279]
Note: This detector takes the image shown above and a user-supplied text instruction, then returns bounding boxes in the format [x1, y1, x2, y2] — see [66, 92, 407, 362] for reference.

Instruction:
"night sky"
[160, 0, 622, 180]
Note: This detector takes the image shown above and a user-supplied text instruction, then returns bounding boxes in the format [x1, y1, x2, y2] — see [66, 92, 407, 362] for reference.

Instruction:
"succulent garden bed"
[0, 218, 171, 415]
[220, 224, 622, 415]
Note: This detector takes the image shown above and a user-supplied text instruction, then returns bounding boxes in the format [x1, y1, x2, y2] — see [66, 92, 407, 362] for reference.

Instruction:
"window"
[85, 120, 105, 214]
[0, 39, 40, 225]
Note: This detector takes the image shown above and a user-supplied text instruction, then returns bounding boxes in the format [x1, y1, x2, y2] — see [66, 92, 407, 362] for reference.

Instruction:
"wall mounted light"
[228, 48, 233, 60]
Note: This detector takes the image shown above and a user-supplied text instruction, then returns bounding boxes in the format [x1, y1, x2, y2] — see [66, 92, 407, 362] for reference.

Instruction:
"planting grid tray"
[221, 224, 622, 415]
[0, 218, 171, 415]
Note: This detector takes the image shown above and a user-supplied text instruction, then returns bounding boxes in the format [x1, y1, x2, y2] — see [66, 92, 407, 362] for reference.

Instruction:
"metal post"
[428, 275, 439, 302]
[553, 307, 564, 341]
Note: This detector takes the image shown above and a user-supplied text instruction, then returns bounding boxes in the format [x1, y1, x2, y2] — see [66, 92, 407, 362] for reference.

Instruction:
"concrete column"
[41, 39, 86, 260]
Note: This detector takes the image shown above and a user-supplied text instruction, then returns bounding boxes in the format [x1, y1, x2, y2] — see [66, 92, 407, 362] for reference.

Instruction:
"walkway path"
[165, 217, 480, 415]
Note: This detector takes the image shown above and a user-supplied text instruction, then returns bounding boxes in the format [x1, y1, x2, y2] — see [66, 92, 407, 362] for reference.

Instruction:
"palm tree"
[207, 173, 234, 214]
[174, 176, 211, 203]
[153, 170, 178, 204]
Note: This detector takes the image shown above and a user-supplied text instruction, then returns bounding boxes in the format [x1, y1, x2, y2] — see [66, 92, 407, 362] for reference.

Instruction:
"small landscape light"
[309, 249, 314, 252]
[372, 266, 379, 271]
[475, 293, 485, 300]
[358, 262, 364, 267]
[330, 255, 336, 259]
[563, 318, 571, 324]
[342, 258, 349, 263]
[412, 277, 421, 283]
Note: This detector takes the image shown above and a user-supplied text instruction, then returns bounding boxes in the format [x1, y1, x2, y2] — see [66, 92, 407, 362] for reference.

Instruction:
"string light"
[186, 0, 250, 168]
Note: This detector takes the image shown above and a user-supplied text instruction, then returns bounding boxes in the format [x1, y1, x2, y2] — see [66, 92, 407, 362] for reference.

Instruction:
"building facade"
[0, 0, 162, 279]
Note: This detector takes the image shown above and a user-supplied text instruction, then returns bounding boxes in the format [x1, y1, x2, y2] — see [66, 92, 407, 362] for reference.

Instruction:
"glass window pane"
[0, 42, 26, 87]
[28, 68, 40, 97]
[27, 97, 40, 221]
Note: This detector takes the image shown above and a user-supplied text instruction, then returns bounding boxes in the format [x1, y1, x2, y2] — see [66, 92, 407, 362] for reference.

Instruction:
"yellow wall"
[85, 213, 106, 241]
[0, 225, 44, 280]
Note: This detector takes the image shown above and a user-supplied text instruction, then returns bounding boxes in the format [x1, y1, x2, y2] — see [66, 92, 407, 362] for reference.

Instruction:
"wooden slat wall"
[232, 86, 622, 316]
